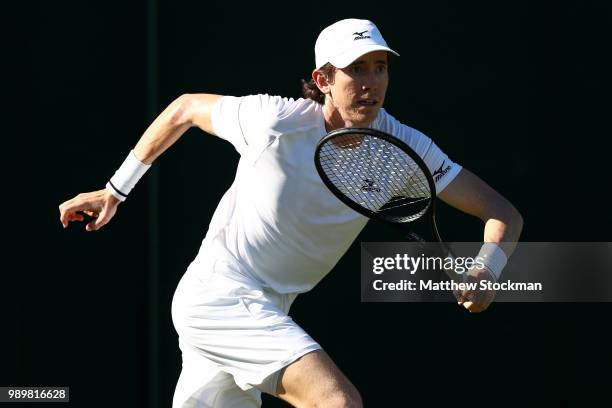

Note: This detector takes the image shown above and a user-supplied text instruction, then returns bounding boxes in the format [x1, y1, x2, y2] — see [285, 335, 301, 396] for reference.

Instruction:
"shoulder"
[229, 94, 314, 115]
[243, 95, 321, 134]
[275, 97, 321, 132]
[373, 108, 433, 151]
[227, 94, 319, 128]
[212, 94, 322, 152]
[373, 109, 462, 193]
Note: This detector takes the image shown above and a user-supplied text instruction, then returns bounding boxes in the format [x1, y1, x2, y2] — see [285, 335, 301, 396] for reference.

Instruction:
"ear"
[312, 69, 332, 95]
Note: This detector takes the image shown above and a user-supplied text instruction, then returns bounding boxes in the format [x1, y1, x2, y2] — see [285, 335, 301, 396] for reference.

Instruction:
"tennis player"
[59, 18, 523, 408]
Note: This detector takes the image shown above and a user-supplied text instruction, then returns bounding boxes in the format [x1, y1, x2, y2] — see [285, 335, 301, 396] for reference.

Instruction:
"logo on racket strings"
[353, 30, 371, 40]
[433, 161, 451, 182]
[361, 178, 381, 192]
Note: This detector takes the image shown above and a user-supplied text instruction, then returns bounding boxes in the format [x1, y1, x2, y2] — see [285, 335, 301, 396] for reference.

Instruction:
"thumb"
[86, 207, 110, 231]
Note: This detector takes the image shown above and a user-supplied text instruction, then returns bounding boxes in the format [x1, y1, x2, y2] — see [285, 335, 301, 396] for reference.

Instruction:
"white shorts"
[171, 256, 321, 408]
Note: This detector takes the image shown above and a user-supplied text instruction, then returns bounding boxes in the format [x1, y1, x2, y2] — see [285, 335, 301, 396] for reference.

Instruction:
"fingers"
[463, 301, 486, 313]
[58, 189, 114, 230]
[460, 295, 492, 313]
[462, 301, 485, 313]
[61, 209, 91, 228]
[60, 197, 100, 215]
[454, 266, 498, 313]
[59, 199, 96, 228]
[66, 212, 85, 223]
[458, 285, 492, 312]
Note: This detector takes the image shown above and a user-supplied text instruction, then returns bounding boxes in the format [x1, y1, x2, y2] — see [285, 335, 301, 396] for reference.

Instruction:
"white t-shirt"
[195, 94, 461, 295]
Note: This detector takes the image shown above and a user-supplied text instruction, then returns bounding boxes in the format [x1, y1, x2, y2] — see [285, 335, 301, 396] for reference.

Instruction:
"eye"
[376, 64, 387, 74]
[350, 65, 364, 75]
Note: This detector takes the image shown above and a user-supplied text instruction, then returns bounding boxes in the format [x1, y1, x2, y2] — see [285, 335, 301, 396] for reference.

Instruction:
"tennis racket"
[314, 127, 461, 283]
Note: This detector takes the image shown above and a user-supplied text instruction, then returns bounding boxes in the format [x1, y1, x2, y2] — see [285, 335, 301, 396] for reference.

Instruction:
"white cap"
[314, 18, 399, 69]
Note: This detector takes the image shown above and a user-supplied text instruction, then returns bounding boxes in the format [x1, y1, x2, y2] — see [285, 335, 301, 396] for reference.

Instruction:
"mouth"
[356, 98, 378, 107]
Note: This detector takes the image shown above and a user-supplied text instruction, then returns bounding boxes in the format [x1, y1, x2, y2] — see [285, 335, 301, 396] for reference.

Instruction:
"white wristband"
[105, 150, 151, 202]
[477, 242, 508, 280]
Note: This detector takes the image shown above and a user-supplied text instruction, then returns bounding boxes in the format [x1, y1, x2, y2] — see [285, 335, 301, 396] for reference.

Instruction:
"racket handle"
[404, 231, 462, 282]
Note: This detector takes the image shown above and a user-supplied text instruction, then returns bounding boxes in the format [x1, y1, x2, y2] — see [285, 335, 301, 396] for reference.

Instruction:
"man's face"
[324, 51, 389, 128]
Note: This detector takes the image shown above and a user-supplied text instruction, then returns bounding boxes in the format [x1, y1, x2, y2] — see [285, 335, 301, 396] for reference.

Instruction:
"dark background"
[5, 0, 611, 406]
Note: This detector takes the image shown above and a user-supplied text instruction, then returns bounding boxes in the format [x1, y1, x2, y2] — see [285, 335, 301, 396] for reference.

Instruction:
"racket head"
[314, 127, 438, 227]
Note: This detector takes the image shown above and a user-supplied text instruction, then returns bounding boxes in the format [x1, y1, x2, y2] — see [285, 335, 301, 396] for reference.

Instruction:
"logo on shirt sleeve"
[432, 161, 452, 182]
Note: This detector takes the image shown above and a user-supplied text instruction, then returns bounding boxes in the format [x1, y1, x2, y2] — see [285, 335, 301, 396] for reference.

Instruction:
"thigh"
[276, 349, 360, 407]
[173, 341, 262, 408]
[172, 265, 321, 395]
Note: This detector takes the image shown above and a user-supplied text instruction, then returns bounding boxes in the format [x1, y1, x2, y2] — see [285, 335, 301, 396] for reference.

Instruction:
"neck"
[322, 98, 351, 132]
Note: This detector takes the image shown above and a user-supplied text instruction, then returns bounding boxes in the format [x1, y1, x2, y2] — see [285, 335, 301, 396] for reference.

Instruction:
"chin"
[352, 111, 379, 127]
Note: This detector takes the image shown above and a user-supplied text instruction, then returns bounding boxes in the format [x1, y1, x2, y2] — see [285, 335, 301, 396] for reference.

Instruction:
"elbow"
[481, 196, 523, 240]
[167, 94, 196, 127]
[511, 206, 524, 237]
[494, 202, 524, 240]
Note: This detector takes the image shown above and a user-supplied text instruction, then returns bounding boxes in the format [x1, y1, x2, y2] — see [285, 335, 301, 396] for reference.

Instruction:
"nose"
[361, 83, 376, 93]
[361, 72, 379, 92]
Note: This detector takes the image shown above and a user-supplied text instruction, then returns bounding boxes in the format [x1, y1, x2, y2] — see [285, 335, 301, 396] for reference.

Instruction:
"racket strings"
[318, 133, 432, 222]
[380, 196, 430, 211]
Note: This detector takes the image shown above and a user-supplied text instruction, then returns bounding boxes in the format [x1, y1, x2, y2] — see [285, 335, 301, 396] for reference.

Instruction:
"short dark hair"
[301, 63, 336, 105]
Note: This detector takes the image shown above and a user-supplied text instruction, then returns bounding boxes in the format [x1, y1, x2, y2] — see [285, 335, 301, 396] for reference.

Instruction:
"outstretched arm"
[438, 168, 524, 312]
[59, 93, 223, 231]
[132, 93, 222, 164]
